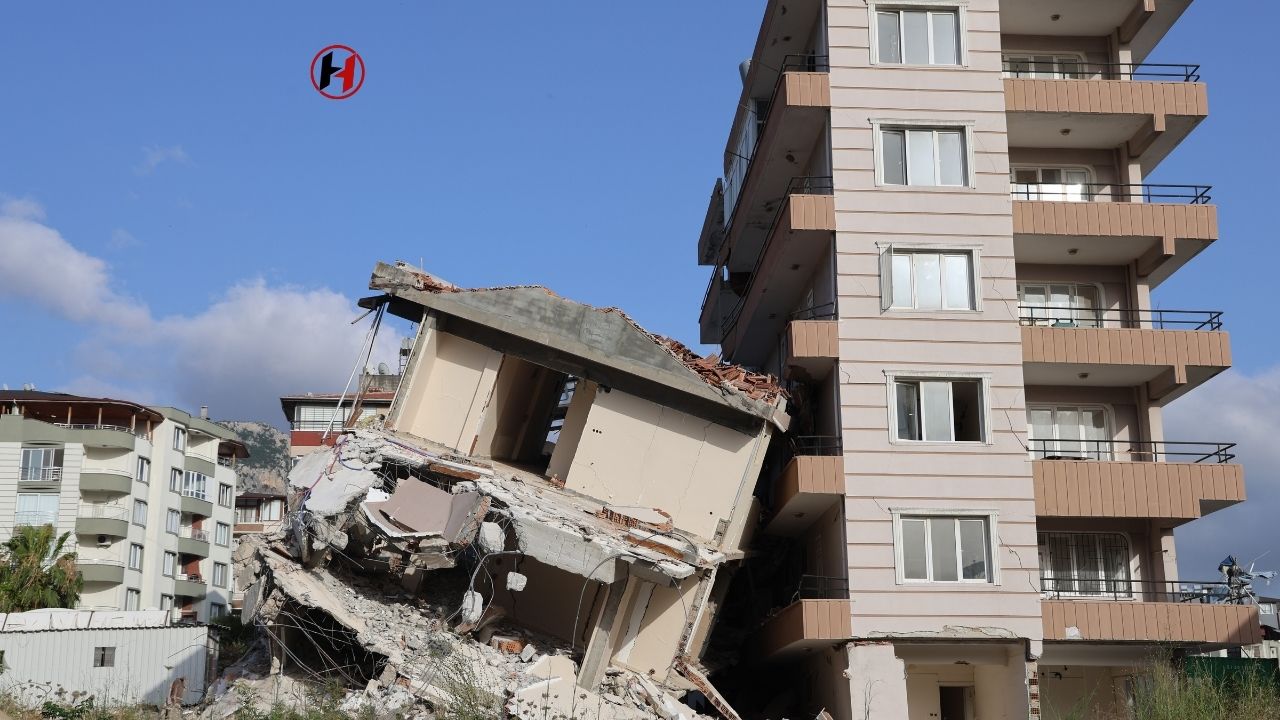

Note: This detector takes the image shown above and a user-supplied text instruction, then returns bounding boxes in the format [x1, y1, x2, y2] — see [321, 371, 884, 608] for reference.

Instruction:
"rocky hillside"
[219, 420, 290, 495]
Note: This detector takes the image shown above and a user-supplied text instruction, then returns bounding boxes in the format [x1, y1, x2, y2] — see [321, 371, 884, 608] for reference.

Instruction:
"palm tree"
[0, 525, 83, 612]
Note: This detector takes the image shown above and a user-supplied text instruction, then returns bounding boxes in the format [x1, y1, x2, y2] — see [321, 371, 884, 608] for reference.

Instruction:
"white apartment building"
[0, 392, 245, 622]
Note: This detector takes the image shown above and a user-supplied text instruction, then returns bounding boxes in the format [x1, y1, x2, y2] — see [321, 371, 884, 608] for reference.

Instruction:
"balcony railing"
[216, 456, 235, 468]
[1002, 61, 1201, 82]
[789, 575, 850, 605]
[181, 528, 209, 542]
[1011, 183, 1212, 204]
[1042, 577, 1250, 603]
[176, 573, 204, 583]
[54, 423, 149, 439]
[13, 511, 57, 527]
[790, 435, 843, 457]
[1018, 306, 1223, 331]
[790, 302, 837, 321]
[18, 466, 62, 483]
[181, 489, 208, 501]
[77, 558, 124, 568]
[1029, 439, 1236, 463]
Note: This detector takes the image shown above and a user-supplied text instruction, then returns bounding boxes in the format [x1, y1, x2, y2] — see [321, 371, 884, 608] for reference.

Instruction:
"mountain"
[218, 420, 290, 495]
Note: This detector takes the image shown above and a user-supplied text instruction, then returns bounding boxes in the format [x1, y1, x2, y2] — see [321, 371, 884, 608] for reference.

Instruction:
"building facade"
[279, 372, 397, 461]
[0, 393, 246, 623]
[695, 1, 1256, 717]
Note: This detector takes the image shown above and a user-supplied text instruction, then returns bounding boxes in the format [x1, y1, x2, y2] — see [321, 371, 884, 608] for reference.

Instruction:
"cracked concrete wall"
[561, 387, 761, 540]
[394, 328, 503, 453]
[610, 577, 704, 681]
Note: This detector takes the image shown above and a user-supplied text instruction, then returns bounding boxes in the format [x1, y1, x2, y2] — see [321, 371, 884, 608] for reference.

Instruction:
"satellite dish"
[377, 362, 390, 375]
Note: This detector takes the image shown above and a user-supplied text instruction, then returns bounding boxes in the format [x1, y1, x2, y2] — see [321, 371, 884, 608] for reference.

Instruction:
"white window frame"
[1017, 281, 1106, 327]
[173, 427, 186, 452]
[1010, 165, 1094, 202]
[162, 551, 176, 577]
[869, 1, 968, 67]
[170, 468, 183, 493]
[160, 594, 173, 611]
[892, 508, 1000, 585]
[135, 457, 150, 485]
[213, 562, 228, 588]
[879, 242, 982, 312]
[872, 119, 976, 188]
[215, 522, 230, 547]
[128, 543, 144, 571]
[1038, 530, 1133, 599]
[218, 484, 233, 508]
[1002, 52, 1087, 80]
[885, 370, 992, 445]
[1026, 404, 1114, 460]
[123, 590, 140, 612]
[166, 509, 181, 535]
[131, 500, 148, 527]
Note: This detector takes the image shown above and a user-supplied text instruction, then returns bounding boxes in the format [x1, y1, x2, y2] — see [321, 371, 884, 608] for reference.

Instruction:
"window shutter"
[879, 245, 895, 311]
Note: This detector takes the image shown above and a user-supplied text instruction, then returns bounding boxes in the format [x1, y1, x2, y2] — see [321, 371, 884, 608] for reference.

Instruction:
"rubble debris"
[675, 658, 743, 720]
[505, 570, 527, 592]
[599, 505, 675, 533]
[477, 521, 505, 554]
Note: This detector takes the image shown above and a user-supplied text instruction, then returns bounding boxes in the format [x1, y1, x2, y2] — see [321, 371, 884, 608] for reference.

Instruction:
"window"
[293, 404, 352, 431]
[262, 500, 282, 522]
[1010, 167, 1092, 201]
[880, 127, 968, 186]
[899, 514, 992, 582]
[213, 562, 228, 588]
[210, 603, 227, 619]
[160, 595, 173, 611]
[1019, 283, 1102, 328]
[19, 447, 64, 483]
[166, 509, 181, 534]
[1027, 405, 1111, 460]
[876, 7, 960, 65]
[131, 500, 148, 526]
[93, 646, 116, 667]
[894, 377, 985, 442]
[124, 588, 140, 611]
[215, 522, 231, 546]
[1039, 532, 1130, 597]
[128, 543, 144, 571]
[135, 457, 150, 485]
[15, 494, 59, 528]
[1004, 54, 1084, 80]
[173, 427, 186, 451]
[183, 472, 208, 500]
[162, 551, 176, 577]
[884, 249, 975, 310]
[218, 483, 233, 507]
[170, 468, 183, 492]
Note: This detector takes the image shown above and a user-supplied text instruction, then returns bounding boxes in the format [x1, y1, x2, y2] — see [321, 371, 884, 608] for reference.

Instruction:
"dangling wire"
[323, 302, 386, 443]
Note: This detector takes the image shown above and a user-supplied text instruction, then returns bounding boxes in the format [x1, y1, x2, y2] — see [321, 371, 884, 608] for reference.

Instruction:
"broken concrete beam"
[598, 505, 674, 533]
[675, 659, 742, 720]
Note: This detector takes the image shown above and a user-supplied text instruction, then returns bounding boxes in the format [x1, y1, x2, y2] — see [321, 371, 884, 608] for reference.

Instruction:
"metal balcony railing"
[54, 423, 149, 439]
[176, 573, 204, 584]
[18, 466, 62, 483]
[1018, 306, 1224, 331]
[793, 574, 850, 603]
[1010, 182, 1212, 204]
[78, 505, 130, 520]
[790, 302, 837, 321]
[1041, 577, 1248, 603]
[790, 435, 843, 457]
[181, 528, 209, 542]
[1029, 439, 1236, 464]
[1002, 61, 1201, 82]
[181, 488, 208, 501]
[77, 558, 124, 568]
[13, 511, 57, 527]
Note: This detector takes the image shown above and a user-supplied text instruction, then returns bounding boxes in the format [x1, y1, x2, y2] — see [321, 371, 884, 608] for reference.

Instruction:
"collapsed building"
[233, 261, 794, 718]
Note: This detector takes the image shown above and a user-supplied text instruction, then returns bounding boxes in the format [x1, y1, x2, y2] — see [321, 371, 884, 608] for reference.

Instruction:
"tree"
[0, 525, 83, 612]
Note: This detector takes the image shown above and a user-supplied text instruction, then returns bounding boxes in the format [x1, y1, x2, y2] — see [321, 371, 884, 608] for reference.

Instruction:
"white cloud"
[0, 199, 402, 425]
[135, 145, 190, 176]
[1167, 370, 1280, 581]
[108, 228, 139, 250]
[0, 196, 45, 221]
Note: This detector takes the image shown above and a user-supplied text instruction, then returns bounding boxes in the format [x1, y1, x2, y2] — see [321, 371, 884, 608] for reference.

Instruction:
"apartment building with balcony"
[280, 371, 397, 461]
[0, 392, 246, 623]
[693, 1, 1254, 718]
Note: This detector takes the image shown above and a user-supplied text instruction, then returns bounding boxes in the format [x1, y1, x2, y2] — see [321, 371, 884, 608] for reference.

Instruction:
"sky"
[0, 2, 1274, 580]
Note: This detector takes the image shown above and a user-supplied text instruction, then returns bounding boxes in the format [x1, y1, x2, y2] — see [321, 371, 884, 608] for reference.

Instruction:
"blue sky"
[0, 2, 1274, 579]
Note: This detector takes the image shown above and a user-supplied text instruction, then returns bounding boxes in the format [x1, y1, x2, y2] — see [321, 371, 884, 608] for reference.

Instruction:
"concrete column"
[577, 577, 629, 691]
[845, 643, 908, 720]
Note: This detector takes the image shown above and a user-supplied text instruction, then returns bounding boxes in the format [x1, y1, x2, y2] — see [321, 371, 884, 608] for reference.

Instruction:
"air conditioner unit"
[96, 535, 110, 547]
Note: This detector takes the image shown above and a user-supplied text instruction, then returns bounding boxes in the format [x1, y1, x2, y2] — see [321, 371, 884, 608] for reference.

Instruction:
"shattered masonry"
[226, 261, 794, 719]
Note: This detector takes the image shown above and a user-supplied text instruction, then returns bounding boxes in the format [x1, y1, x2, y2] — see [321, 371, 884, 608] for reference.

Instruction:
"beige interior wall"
[473, 356, 562, 462]
[563, 388, 759, 539]
[1039, 665, 1132, 720]
[546, 380, 596, 481]
[487, 555, 598, 645]
[802, 646, 853, 720]
[804, 502, 848, 578]
[612, 578, 702, 679]
[396, 330, 502, 452]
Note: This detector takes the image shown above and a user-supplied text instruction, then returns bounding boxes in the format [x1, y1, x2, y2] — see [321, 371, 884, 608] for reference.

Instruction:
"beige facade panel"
[1033, 460, 1244, 521]
[766, 455, 842, 536]
[786, 320, 839, 379]
[1042, 600, 1261, 645]
[757, 599, 853, 657]
[1005, 79, 1207, 117]
[782, 71, 831, 109]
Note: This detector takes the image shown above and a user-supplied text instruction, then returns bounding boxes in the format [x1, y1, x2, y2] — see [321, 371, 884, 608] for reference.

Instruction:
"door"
[1010, 167, 1091, 201]
[1027, 405, 1110, 460]
[939, 686, 971, 720]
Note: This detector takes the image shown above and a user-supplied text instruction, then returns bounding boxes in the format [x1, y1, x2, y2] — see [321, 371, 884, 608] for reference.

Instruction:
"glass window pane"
[907, 130, 936, 186]
[1006, 57, 1031, 78]
[930, 518, 959, 581]
[931, 12, 958, 65]
[903, 519, 928, 579]
[1082, 408, 1108, 460]
[877, 12, 902, 63]
[892, 253, 913, 308]
[959, 519, 988, 580]
[896, 382, 921, 441]
[937, 131, 966, 186]
[942, 254, 972, 310]
[1057, 408, 1082, 457]
[914, 253, 942, 309]
[1029, 408, 1054, 458]
[921, 381, 953, 442]
[903, 11, 930, 64]
[882, 130, 906, 185]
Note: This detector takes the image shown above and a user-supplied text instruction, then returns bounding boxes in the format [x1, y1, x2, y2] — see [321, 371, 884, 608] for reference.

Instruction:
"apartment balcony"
[784, 312, 839, 381]
[999, 0, 1192, 62]
[1012, 183, 1216, 286]
[18, 465, 62, 487]
[76, 559, 125, 585]
[702, 177, 836, 363]
[754, 576, 853, 658]
[14, 510, 58, 529]
[54, 423, 145, 451]
[79, 469, 133, 494]
[184, 453, 217, 478]
[75, 506, 130, 538]
[1004, 62, 1207, 173]
[1032, 440, 1244, 523]
[1021, 307, 1229, 404]
[764, 437, 844, 537]
[1042, 578, 1261, 646]
[178, 529, 211, 558]
[175, 573, 207, 599]
[180, 490, 213, 518]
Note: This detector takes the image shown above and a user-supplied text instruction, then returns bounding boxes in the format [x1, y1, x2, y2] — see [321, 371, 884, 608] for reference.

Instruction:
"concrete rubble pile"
[223, 428, 722, 720]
